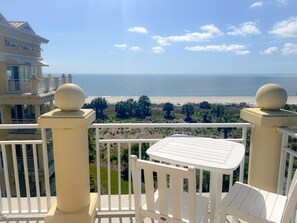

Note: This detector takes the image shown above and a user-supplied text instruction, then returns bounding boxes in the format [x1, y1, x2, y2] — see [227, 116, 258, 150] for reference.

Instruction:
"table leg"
[210, 172, 223, 223]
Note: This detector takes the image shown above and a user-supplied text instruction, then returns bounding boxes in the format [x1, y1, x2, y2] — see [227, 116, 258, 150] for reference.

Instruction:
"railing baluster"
[0, 150, 3, 214]
[138, 142, 142, 159]
[117, 143, 121, 210]
[32, 143, 41, 212]
[278, 132, 289, 194]
[11, 144, 21, 212]
[41, 128, 51, 210]
[199, 169, 203, 195]
[21, 144, 31, 212]
[95, 127, 101, 211]
[1, 144, 12, 213]
[128, 142, 132, 210]
[239, 127, 247, 183]
[229, 174, 233, 190]
[107, 143, 111, 210]
[286, 154, 294, 195]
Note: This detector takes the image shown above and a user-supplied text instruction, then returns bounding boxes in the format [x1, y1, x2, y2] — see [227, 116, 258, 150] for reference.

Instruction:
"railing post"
[38, 83, 97, 223]
[241, 84, 297, 192]
[67, 74, 72, 83]
[31, 75, 38, 95]
[45, 74, 51, 93]
[61, 73, 66, 84]
[54, 77, 59, 90]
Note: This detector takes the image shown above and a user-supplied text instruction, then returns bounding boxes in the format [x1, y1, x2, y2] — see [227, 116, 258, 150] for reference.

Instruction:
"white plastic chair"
[220, 170, 297, 223]
[130, 155, 209, 223]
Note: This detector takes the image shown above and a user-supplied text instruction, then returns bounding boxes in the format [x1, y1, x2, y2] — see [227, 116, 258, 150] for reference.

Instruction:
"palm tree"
[90, 97, 108, 119]
[162, 102, 174, 119]
[182, 103, 195, 122]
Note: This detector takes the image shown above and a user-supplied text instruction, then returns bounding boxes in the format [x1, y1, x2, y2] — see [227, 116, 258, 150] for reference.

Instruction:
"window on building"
[20, 65, 30, 82]
[31, 66, 39, 78]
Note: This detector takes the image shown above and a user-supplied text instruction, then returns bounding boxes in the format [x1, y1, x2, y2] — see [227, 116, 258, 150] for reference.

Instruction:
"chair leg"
[219, 206, 226, 223]
[231, 216, 238, 223]
[203, 214, 208, 223]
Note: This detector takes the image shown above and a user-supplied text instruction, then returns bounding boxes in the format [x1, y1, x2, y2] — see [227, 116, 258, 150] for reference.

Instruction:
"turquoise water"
[71, 74, 297, 96]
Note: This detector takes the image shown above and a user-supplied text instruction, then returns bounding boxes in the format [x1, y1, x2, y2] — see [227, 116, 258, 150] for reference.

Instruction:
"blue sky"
[1, 0, 297, 74]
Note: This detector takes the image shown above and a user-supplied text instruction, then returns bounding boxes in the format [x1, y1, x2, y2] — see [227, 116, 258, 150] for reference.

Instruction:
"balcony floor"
[0, 213, 242, 223]
[0, 195, 239, 223]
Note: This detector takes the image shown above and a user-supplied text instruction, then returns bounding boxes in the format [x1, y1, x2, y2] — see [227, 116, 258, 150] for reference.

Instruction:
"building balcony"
[6, 74, 72, 95]
[0, 122, 296, 222]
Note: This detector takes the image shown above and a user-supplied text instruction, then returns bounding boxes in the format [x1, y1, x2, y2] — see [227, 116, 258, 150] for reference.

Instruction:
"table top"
[146, 135, 245, 174]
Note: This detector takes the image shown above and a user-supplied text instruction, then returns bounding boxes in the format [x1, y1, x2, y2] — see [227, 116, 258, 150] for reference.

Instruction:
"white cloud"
[114, 44, 128, 50]
[282, 43, 297, 55]
[235, 50, 250, 55]
[185, 44, 250, 55]
[152, 24, 222, 46]
[269, 17, 297, 37]
[152, 47, 165, 54]
[250, 1, 264, 8]
[200, 24, 222, 34]
[260, 47, 278, 54]
[128, 26, 148, 34]
[227, 22, 261, 36]
[130, 46, 142, 52]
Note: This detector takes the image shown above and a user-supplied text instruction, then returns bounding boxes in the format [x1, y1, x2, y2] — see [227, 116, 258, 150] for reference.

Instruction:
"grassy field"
[89, 164, 130, 194]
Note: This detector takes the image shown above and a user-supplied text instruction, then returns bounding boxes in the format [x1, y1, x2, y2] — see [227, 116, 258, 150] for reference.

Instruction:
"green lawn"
[89, 164, 130, 194]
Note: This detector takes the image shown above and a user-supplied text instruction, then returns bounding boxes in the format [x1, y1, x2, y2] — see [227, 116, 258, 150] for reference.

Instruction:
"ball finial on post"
[54, 83, 85, 111]
[256, 83, 287, 110]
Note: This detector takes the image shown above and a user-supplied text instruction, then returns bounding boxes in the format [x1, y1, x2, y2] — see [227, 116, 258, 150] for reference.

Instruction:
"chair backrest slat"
[171, 175, 182, 219]
[143, 168, 155, 211]
[130, 155, 197, 223]
[157, 171, 168, 215]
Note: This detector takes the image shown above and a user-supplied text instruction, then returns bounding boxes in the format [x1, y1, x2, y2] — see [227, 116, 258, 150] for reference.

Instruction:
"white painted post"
[31, 75, 38, 95]
[45, 74, 51, 92]
[54, 77, 59, 90]
[39, 83, 97, 223]
[67, 74, 72, 83]
[61, 74, 66, 84]
[241, 84, 297, 192]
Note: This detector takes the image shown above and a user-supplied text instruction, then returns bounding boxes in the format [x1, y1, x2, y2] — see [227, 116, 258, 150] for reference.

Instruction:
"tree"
[135, 95, 151, 119]
[126, 98, 137, 117]
[115, 101, 129, 118]
[162, 102, 174, 119]
[90, 97, 108, 119]
[199, 101, 211, 110]
[182, 103, 195, 122]
[210, 104, 225, 119]
[115, 99, 137, 118]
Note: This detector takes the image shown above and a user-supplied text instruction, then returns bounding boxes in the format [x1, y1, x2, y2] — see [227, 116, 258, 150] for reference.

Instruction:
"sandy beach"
[86, 96, 297, 106]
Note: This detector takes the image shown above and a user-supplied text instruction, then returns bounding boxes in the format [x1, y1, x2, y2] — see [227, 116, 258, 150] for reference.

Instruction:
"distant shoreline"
[85, 96, 297, 106]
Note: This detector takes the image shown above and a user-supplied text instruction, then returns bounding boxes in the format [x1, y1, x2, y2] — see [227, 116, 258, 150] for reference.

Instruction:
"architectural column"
[49, 100, 54, 110]
[38, 83, 97, 223]
[241, 84, 297, 192]
[61, 74, 66, 84]
[31, 75, 38, 95]
[0, 105, 11, 124]
[40, 104, 47, 114]
[34, 105, 41, 121]
[54, 77, 59, 90]
[67, 74, 72, 83]
[45, 74, 51, 92]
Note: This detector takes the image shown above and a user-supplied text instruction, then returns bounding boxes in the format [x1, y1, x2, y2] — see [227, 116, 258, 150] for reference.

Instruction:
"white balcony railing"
[91, 122, 251, 212]
[0, 122, 296, 219]
[7, 74, 72, 94]
[277, 127, 297, 196]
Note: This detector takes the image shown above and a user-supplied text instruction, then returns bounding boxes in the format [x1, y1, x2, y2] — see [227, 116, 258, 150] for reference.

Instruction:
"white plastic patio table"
[146, 135, 245, 223]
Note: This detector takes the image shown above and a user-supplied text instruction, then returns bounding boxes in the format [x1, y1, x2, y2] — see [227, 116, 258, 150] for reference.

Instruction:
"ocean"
[71, 74, 297, 97]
